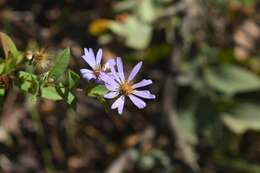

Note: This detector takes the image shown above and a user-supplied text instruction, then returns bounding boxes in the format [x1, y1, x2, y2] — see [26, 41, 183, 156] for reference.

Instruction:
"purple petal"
[132, 79, 153, 89]
[82, 48, 96, 69]
[111, 96, 125, 114]
[104, 91, 119, 99]
[103, 58, 116, 71]
[116, 57, 125, 82]
[128, 61, 142, 82]
[110, 64, 121, 83]
[99, 72, 119, 88]
[96, 48, 102, 65]
[132, 90, 155, 99]
[105, 83, 118, 91]
[80, 68, 96, 81]
[128, 94, 146, 109]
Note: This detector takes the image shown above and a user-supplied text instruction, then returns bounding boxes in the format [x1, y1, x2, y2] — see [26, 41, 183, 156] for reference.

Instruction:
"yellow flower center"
[120, 82, 133, 95]
[94, 65, 101, 77]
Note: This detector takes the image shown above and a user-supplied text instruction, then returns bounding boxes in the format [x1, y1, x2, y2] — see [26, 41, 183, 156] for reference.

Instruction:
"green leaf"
[205, 64, 260, 95]
[239, 0, 256, 5]
[0, 33, 22, 75]
[67, 70, 80, 90]
[2, 51, 22, 74]
[222, 102, 260, 134]
[110, 16, 152, 50]
[113, 0, 137, 12]
[15, 71, 39, 95]
[55, 84, 77, 109]
[87, 85, 109, 111]
[87, 85, 108, 97]
[40, 84, 77, 109]
[49, 48, 70, 79]
[135, 0, 157, 23]
[0, 32, 19, 58]
[40, 86, 63, 100]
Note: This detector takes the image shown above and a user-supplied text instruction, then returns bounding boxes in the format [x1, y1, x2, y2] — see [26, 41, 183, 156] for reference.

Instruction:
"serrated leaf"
[49, 48, 70, 79]
[222, 102, 260, 134]
[205, 64, 260, 95]
[0, 32, 19, 58]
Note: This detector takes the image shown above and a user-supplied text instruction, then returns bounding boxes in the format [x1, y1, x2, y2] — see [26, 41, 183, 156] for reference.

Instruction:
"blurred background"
[0, 0, 260, 172]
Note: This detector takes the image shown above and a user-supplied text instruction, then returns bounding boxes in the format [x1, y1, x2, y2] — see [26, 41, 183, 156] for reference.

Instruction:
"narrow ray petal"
[96, 48, 102, 65]
[132, 79, 153, 89]
[128, 94, 146, 109]
[116, 57, 125, 82]
[103, 58, 116, 71]
[99, 72, 119, 88]
[111, 96, 125, 114]
[110, 64, 121, 83]
[117, 96, 125, 114]
[128, 61, 142, 82]
[104, 91, 119, 99]
[105, 83, 118, 91]
[80, 69, 96, 80]
[82, 48, 96, 68]
[132, 90, 155, 99]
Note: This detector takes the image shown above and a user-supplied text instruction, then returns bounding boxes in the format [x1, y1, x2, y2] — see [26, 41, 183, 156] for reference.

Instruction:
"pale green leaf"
[135, 0, 157, 23]
[88, 85, 108, 97]
[205, 64, 260, 95]
[222, 102, 260, 134]
[109, 17, 152, 50]
[0, 32, 19, 58]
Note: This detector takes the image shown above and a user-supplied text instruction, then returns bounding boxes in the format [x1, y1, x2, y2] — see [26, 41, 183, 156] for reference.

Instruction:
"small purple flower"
[80, 48, 115, 82]
[100, 57, 155, 114]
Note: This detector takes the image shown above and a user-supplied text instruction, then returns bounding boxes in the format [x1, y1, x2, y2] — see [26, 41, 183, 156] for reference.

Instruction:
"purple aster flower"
[80, 48, 115, 82]
[100, 57, 155, 114]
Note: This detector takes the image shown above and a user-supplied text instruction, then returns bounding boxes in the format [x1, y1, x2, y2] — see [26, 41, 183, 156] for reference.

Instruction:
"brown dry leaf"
[229, 1, 256, 15]
[124, 134, 140, 147]
[234, 47, 249, 61]
[68, 156, 85, 171]
[40, 100, 55, 113]
[234, 20, 260, 61]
